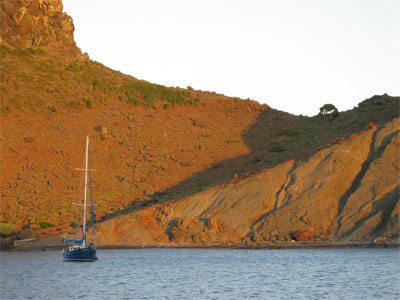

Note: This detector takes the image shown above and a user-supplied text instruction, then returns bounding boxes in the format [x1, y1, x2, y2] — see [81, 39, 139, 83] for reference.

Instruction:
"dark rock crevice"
[340, 186, 399, 239]
[274, 160, 300, 209]
[245, 199, 294, 239]
[165, 217, 179, 241]
[332, 128, 399, 235]
[370, 186, 400, 238]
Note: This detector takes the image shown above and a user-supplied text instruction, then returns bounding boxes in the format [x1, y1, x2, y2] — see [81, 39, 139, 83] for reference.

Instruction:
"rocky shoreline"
[2, 234, 399, 252]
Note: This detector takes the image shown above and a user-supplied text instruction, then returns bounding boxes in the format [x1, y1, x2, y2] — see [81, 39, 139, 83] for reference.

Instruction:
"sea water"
[0, 248, 399, 299]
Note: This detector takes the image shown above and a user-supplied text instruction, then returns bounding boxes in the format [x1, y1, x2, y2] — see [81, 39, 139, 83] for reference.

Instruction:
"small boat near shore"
[62, 136, 97, 262]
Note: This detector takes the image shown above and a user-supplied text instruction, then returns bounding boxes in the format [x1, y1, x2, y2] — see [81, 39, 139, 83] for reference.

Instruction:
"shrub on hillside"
[10, 48, 44, 57]
[48, 105, 57, 113]
[65, 62, 80, 72]
[67, 101, 77, 108]
[0, 223, 17, 236]
[92, 78, 101, 90]
[0, 45, 10, 55]
[0, 106, 11, 113]
[319, 103, 339, 120]
[38, 221, 55, 229]
[121, 80, 192, 107]
[279, 128, 301, 137]
[86, 99, 94, 108]
[268, 145, 286, 153]
[127, 95, 139, 106]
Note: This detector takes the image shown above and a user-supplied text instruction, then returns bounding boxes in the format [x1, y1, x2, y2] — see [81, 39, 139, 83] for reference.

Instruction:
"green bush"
[0, 85, 8, 95]
[67, 101, 77, 108]
[268, 145, 286, 153]
[34, 62, 57, 74]
[319, 103, 337, 115]
[0, 45, 10, 55]
[34, 48, 45, 55]
[10, 47, 44, 57]
[38, 221, 55, 229]
[0, 106, 11, 113]
[48, 105, 57, 113]
[121, 80, 191, 107]
[86, 100, 93, 108]
[279, 128, 301, 137]
[143, 92, 156, 104]
[92, 78, 101, 90]
[127, 95, 139, 106]
[318, 103, 339, 120]
[18, 71, 34, 82]
[11, 48, 33, 57]
[65, 62, 80, 72]
[0, 223, 17, 235]
[10, 97, 21, 108]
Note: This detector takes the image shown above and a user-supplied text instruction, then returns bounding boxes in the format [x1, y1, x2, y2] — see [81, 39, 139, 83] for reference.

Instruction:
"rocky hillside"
[94, 118, 399, 246]
[0, 0, 399, 245]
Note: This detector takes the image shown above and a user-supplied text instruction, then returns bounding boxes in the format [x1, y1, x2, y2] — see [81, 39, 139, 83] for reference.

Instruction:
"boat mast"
[88, 141, 95, 243]
[82, 135, 89, 247]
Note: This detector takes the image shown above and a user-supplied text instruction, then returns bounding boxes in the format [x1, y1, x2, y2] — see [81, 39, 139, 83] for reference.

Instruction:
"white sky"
[63, 0, 399, 116]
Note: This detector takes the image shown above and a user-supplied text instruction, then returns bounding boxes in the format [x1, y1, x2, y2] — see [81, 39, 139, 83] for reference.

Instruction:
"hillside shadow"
[102, 95, 399, 220]
[148, 109, 307, 202]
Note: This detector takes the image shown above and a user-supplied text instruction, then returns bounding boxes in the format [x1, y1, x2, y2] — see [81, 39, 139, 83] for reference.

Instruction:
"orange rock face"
[0, 0, 80, 55]
[94, 119, 400, 246]
[291, 229, 315, 241]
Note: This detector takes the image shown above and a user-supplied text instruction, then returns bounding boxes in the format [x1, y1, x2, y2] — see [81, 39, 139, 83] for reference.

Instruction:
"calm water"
[1, 248, 399, 299]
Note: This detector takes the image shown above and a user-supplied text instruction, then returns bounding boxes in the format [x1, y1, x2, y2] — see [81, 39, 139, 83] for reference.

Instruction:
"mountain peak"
[0, 0, 80, 56]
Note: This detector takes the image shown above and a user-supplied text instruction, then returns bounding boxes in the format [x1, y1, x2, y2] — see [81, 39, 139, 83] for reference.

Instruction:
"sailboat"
[62, 136, 97, 261]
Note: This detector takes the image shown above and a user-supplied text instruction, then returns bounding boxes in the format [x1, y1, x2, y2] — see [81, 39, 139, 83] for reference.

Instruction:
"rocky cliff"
[0, 0, 79, 56]
[94, 119, 399, 246]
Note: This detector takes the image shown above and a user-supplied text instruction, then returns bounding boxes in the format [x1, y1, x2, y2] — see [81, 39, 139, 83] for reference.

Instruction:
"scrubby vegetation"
[0, 223, 17, 237]
[268, 144, 286, 153]
[121, 80, 199, 108]
[279, 128, 301, 137]
[48, 105, 57, 113]
[0, 45, 200, 114]
[0, 45, 45, 57]
[37, 221, 55, 229]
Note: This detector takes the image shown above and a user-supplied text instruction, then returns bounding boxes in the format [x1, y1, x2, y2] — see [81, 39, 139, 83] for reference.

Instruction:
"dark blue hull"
[63, 247, 97, 261]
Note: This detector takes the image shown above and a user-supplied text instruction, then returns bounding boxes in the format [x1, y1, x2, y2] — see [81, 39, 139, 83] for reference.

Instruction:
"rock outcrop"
[0, 0, 79, 55]
[94, 119, 399, 246]
[16, 228, 36, 240]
